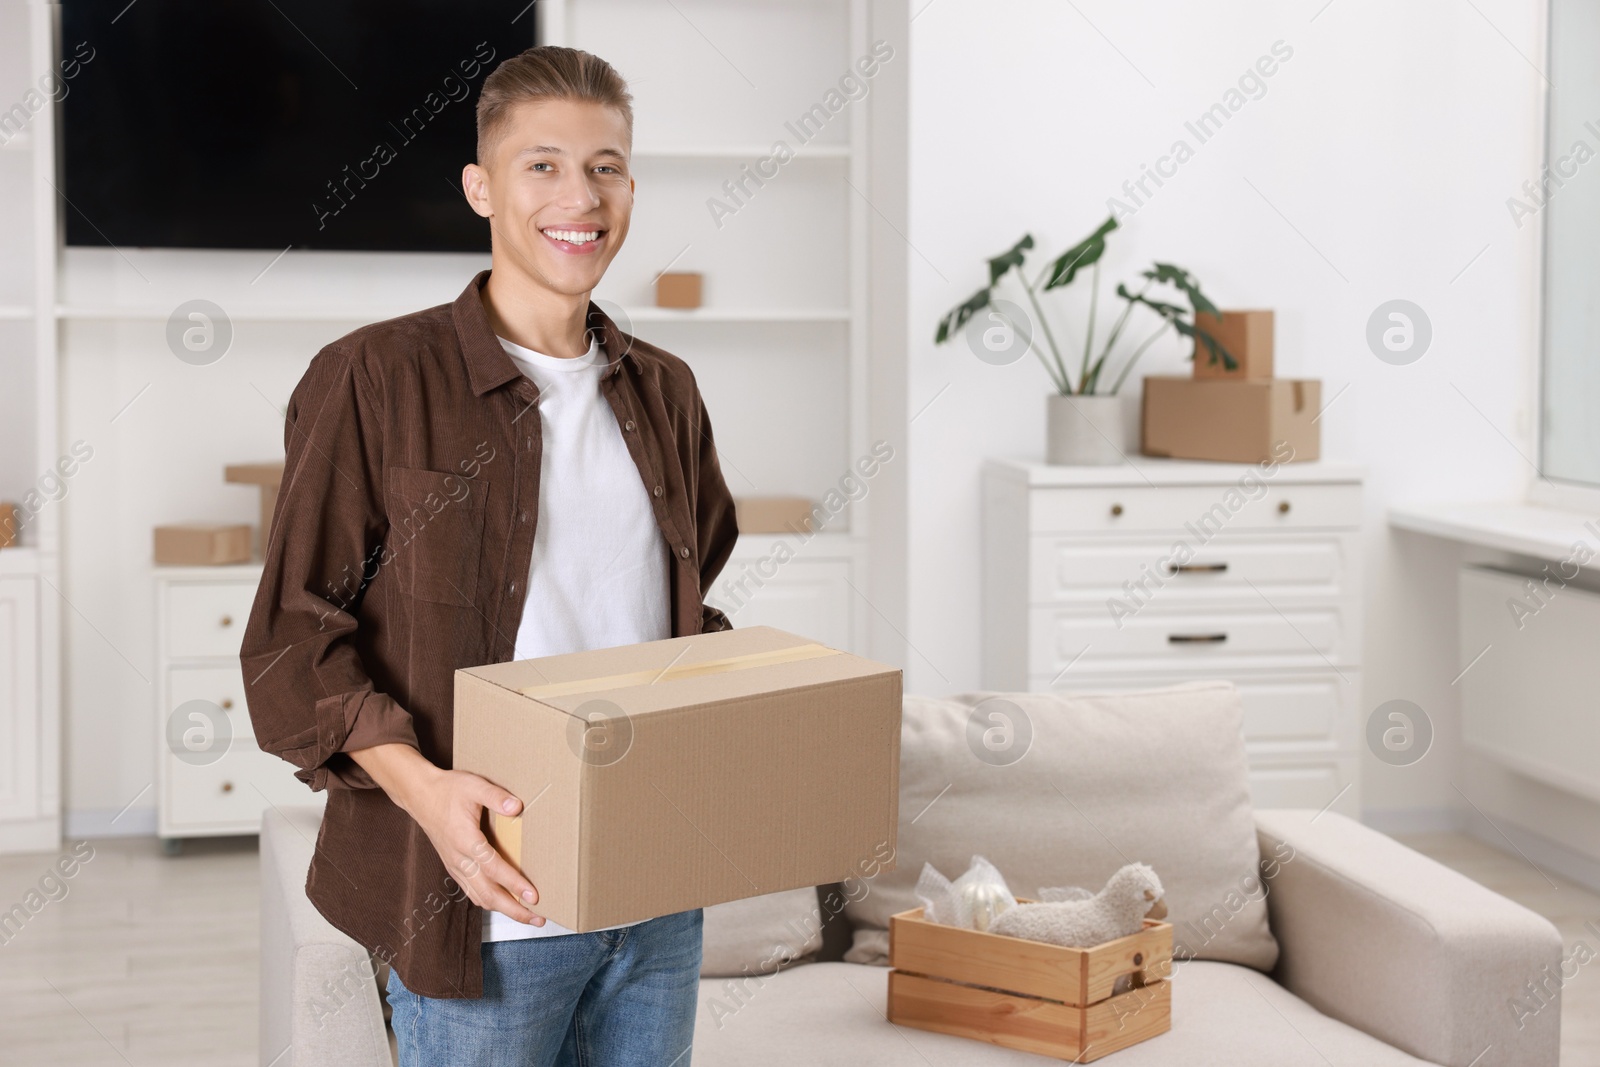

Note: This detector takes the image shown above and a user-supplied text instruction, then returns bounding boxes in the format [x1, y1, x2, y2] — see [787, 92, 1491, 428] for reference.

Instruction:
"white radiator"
[1458, 564, 1600, 802]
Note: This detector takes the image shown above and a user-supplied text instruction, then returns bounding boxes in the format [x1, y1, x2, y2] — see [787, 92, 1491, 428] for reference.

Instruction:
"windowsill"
[1388, 500, 1600, 561]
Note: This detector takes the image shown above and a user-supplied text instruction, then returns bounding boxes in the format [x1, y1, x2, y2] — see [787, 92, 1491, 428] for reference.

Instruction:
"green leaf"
[1143, 262, 1221, 319]
[1184, 316, 1241, 371]
[1141, 263, 1235, 369]
[1042, 215, 1119, 290]
[987, 233, 1035, 287]
[1175, 316, 1238, 371]
[934, 287, 992, 344]
[1116, 283, 1183, 320]
[934, 234, 1033, 344]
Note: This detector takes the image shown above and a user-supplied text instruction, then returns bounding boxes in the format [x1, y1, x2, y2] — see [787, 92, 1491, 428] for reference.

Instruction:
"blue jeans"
[386, 907, 703, 1067]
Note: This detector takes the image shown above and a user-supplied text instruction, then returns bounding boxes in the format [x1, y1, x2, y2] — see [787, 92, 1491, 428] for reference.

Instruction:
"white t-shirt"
[482, 332, 673, 943]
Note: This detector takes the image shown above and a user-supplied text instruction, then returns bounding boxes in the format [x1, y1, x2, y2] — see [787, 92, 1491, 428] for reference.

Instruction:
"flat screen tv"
[60, 1, 535, 252]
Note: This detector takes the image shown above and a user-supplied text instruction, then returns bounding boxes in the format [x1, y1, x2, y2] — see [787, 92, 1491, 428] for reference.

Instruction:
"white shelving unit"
[10, 0, 884, 841]
[539, 0, 873, 645]
[53, 304, 853, 323]
[0, 0, 62, 853]
[632, 144, 852, 159]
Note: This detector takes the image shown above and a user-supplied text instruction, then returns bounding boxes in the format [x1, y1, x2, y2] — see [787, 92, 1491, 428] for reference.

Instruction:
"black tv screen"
[60, 1, 535, 252]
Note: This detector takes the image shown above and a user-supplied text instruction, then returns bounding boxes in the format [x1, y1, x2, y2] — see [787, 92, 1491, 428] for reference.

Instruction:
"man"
[240, 44, 739, 1065]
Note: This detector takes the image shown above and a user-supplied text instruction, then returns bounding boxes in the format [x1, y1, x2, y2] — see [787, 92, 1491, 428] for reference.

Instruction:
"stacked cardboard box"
[1141, 310, 1320, 463]
[225, 462, 284, 559]
[734, 496, 817, 534]
[153, 522, 252, 565]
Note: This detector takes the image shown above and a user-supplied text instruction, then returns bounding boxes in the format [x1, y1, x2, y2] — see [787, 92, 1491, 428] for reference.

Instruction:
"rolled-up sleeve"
[690, 381, 740, 635]
[240, 344, 417, 791]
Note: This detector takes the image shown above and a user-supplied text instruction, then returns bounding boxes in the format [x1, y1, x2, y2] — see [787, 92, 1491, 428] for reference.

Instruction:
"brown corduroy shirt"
[239, 270, 739, 999]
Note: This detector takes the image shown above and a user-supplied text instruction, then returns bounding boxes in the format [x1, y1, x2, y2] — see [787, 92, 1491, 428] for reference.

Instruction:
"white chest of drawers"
[155, 565, 322, 847]
[152, 531, 852, 846]
[982, 457, 1365, 817]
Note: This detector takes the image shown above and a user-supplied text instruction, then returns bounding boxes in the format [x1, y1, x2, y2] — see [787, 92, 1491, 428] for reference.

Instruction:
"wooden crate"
[886, 901, 1172, 1063]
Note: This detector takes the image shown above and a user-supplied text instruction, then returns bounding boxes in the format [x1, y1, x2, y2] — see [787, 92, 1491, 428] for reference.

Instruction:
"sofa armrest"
[1254, 809, 1562, 1067]
[260, 805, 391, 1067]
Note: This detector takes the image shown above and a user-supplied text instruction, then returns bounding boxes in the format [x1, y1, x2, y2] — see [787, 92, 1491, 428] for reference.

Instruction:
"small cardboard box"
[734, 496, 817, 534]
[655, 272, 703, 309]
[454, 625, 902, 931]
[887, 903, 1173, 1063]
[0, 502, 18, 549]
[225, 462, 285, 558]
[153, 522, 252, 565]
[1192, 309, 1273, 379]
[1141, 376, 1319, 463]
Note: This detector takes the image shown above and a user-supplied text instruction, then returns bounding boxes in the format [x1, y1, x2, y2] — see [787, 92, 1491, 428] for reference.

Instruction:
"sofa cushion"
[700, 888, 825, 978]
[842, 683, 1278, 971]
[692, 961, 1440, 1066]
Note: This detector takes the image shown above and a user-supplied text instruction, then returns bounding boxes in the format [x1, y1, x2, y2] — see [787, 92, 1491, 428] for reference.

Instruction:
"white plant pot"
[1045, 394, 1130, 466]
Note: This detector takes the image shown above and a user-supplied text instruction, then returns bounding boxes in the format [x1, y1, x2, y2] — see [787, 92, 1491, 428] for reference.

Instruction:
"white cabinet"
[0, 0, 64, 855]
[153, 533, 856, 843]
[155, 565, 321, 844]
[0, 574, 41, 835]
[704, 534, 860, 654]
[982, 457, 1365, 817]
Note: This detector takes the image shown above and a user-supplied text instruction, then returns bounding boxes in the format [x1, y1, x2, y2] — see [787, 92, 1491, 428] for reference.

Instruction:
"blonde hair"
[476, 46, 634, 165]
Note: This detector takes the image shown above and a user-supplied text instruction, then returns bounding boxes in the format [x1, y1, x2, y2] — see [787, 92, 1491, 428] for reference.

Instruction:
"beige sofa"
[261, 683, 1562, 1066]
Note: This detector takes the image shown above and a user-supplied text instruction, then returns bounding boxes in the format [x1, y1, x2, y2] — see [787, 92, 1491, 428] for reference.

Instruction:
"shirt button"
[624, 420, 636, 432]
[509, 582, 517, 594]
[525, 436, 533, 450]
[678, 546, 690, 559]
[653, 484, 663, 498]
[520, 511, 529, 523]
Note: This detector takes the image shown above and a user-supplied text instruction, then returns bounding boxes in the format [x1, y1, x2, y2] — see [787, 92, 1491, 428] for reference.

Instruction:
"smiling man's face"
[464, 98, 634, 298]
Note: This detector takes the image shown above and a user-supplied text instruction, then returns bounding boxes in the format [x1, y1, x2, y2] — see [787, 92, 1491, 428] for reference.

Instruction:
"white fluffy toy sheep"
[990, 862, 1167, 948]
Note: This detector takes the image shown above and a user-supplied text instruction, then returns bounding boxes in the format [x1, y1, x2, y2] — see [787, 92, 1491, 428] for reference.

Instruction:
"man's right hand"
[348, 742, 545, 926]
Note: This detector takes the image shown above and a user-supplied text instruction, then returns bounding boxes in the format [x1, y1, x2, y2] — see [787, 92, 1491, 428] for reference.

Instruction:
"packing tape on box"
[515, 641, 841, 700]
[488, 811, 524, 870]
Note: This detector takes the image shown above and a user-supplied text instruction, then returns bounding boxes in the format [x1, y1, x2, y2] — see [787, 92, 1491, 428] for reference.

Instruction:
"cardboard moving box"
[1192, 309, 1274, 380]
[734, 495, 818, 534]
[153, 522, 252, 565]
[1142, 376, 1320, 463]
[655, 271, 703, 309]
[454, 625, 902, 932]
[224, 461, 285, 558]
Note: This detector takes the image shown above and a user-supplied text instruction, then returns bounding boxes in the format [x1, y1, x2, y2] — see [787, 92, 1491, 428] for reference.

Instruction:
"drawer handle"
[1110, 504, 1124, 517]
[1168, 633, 1228, 644]
[1277, 501, 1291, 515]
[220, 615, 234, 628]
[1167, 562, 1229, 575]
[220, 781, 234, 794]
[220, 698, 233, 710]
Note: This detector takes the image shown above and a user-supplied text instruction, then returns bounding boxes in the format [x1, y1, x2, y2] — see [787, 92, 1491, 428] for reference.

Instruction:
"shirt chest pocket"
[385, 466, 489, 608]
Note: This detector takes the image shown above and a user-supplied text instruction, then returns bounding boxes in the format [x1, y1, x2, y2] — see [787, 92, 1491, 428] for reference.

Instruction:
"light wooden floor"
[0, 836, 261, 1066]
[0, 831, 1595, 1065]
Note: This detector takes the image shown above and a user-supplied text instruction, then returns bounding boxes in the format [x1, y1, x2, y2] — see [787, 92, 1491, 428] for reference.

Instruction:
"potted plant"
[934, 215, 1235, 465]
